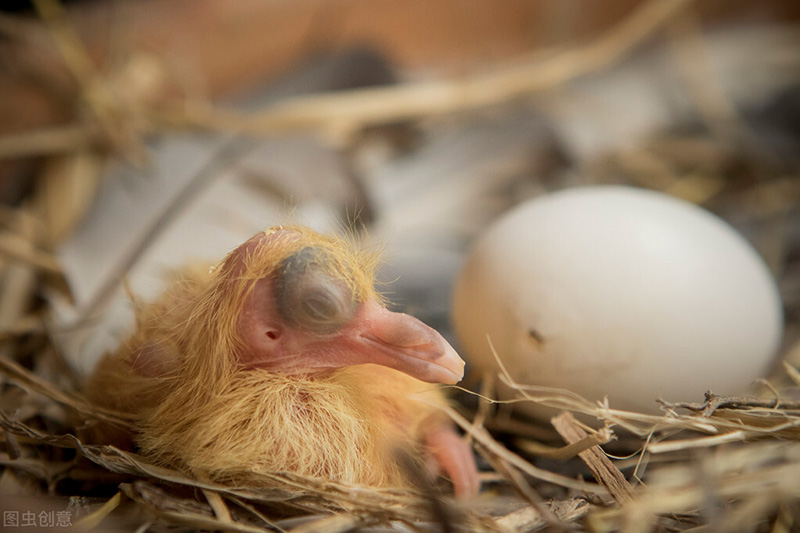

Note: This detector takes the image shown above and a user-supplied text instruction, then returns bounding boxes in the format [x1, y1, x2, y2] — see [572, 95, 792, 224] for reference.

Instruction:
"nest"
[1, 0, 799, 531]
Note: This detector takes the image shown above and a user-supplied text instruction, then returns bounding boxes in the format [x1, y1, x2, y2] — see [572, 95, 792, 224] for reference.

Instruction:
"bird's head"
[210, 225, 465, 384]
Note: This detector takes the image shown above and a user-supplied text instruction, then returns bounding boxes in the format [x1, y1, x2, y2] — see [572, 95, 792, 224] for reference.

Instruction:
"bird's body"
[86, 226, 478, 496]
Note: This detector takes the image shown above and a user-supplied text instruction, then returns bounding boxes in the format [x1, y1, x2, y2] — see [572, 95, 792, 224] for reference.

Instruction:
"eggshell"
[452, 186, 784, 415]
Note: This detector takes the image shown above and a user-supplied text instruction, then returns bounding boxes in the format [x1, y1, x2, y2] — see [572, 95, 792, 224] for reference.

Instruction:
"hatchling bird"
[85, 225, 479, 498]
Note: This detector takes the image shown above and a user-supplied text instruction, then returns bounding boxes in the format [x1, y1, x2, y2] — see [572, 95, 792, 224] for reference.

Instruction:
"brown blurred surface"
[48, 0, 800, 95]
[0, 0, 798, 191]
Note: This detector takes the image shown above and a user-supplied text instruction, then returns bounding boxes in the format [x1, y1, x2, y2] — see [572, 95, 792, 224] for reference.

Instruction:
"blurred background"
[3, 0, 797, 376]
[0, 0, 799, 526]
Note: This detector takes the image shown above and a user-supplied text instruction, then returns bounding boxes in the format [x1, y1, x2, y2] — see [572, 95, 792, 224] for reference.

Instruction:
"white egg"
[453, 186, 784, 415]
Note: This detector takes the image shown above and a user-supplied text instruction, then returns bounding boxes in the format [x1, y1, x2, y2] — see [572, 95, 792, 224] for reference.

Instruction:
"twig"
[783, 361, 800, 387]
[647, 431, 752, 454]
[551, 412, 636, 504]
[660, 391, 800, 416]
[4, 0, 694, 163]
[286, 513, 364, 533]
[32, 0, 149, 165]
[495, 500, 589, 532]
[226, 496, 284, 533]
[0, 315, 44, 342]
[515, 430, 614, 460]
[0, 124, 92, 160]
[170, 0, 695, 138]
[0, 355, 133, 424]
[203, 489, 233, 525]
[0, 232, 62, 274]
[477, 446, 567, 531]
[120, 482, 273, 533]
[73, 491, 123, 530]
[437, 403, 608, 495]
[31, 0, 96, 85]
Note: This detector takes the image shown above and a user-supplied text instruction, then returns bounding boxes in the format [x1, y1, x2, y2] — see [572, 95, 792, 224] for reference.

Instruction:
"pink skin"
[238, 279, 465, 384]
[424, 423, 480, 499]
[237, 275, 480, 498]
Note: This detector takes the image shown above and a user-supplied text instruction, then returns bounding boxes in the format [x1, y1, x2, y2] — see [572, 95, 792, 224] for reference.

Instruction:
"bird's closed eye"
[276, 247, 357, 334]
[302, 288, 343, 322]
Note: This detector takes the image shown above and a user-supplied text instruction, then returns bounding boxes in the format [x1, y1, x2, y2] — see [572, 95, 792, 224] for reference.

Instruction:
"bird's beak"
[352, 301, 466, 384]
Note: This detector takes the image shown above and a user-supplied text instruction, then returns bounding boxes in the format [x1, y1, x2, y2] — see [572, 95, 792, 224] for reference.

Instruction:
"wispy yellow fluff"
[85, 225, 446, 489]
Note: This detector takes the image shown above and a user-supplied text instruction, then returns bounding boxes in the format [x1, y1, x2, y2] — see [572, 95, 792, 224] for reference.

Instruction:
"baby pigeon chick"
[86, 225, 479, 498]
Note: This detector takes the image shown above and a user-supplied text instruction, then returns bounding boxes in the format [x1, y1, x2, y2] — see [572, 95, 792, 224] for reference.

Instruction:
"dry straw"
[0, 0, 798, 530]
